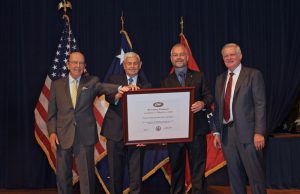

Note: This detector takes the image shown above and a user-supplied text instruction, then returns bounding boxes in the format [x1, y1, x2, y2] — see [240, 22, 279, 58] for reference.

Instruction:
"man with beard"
[161, 44, 213, 194]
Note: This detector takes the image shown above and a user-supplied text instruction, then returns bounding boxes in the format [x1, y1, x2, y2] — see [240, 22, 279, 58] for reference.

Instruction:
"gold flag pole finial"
[121, 12, 125, 31]
[180, 16, 184, 34]
[58, 0, 72, 17]
[58, 0, 73, 54]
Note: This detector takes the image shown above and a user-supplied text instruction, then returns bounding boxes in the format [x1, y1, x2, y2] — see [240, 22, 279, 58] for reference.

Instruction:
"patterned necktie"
[128, 77, 134, 85]
[71, 80, 77, 108]
[224, 72, 234, 122]
[178, 72, 185, 86]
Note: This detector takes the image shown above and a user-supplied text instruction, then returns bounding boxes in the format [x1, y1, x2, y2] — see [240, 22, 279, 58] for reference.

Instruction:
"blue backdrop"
[1, 0, 300, 189]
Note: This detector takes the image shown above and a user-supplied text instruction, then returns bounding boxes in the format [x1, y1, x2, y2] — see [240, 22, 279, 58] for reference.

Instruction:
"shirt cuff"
[117, 85, 122, 92]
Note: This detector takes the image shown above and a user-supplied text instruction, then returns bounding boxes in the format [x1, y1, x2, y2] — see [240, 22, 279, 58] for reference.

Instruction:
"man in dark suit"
[47, 51, 132, 194]
[161, 44, 213, 194]
[213, 43, 267, 194]
[101, 52, 151, 194]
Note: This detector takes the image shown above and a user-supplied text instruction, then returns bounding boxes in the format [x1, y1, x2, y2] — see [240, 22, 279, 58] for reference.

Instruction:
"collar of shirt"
[69, 74, 81, 85]
[175, 66, 188, 77]
[227, 63, 242, 77]
[126, 75, 138, 85]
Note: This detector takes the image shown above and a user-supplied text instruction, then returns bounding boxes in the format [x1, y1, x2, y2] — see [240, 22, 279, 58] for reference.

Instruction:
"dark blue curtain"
[1, 0, 300, 188]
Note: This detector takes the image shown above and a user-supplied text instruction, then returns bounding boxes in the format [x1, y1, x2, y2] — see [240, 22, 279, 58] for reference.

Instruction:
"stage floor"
[0, 186, 300, 194]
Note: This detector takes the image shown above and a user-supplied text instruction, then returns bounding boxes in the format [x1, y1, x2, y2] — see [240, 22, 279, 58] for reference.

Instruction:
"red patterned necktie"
[224, 72, 234, 122]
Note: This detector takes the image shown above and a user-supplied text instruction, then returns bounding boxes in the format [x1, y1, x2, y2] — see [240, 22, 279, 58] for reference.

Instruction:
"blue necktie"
[178, 72, 185, 86]
[128, 77, 133, 85]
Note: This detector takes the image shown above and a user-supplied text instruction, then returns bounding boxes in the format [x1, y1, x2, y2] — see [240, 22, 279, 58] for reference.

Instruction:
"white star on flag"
[117, 49, 125, 65]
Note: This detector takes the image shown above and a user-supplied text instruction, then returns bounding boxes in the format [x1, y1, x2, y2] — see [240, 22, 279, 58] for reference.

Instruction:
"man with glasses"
[102, 52, 151, 194]
[47, 51, 134, 194]
[161, 44, 213, 194]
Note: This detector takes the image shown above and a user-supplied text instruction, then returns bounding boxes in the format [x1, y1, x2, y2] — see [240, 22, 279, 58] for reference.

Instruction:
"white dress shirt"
[223, 64, 242, 123]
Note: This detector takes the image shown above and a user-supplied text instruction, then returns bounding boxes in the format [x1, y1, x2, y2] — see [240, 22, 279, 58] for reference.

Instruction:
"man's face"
[170, 45, 189, 68]
[123, 56, 141, 77]
[67, 52, 85, 79]
[222, 46, 242, 71]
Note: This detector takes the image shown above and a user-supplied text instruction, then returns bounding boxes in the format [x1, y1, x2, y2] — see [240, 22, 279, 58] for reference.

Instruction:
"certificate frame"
[122, 87, 195, 145]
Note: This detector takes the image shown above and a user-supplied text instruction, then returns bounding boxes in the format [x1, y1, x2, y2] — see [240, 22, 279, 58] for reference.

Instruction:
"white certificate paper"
[123, 87, 194, 145]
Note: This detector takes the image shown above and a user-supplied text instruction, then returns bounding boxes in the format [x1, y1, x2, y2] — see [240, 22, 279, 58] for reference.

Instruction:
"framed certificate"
[122, 87, 195, 145]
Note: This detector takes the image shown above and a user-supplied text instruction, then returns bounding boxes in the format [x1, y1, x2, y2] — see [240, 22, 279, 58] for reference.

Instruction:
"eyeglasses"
[171, 53, 187, 57]
[68, 61, 86, 66]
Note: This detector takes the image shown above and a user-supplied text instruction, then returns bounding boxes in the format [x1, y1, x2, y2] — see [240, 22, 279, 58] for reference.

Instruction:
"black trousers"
[106, 139, 144, 194]
[167, 135, 207, 194]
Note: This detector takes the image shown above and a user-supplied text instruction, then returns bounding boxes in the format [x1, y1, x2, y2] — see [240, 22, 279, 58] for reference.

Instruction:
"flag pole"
[121, 11, 125, 32]
[120, 12, 133, 49]
[58, 0, 73, 54]
[180, 16, 184, 35]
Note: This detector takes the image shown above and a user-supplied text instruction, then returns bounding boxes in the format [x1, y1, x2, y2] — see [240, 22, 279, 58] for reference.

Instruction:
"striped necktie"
[128, 77, 134, 85]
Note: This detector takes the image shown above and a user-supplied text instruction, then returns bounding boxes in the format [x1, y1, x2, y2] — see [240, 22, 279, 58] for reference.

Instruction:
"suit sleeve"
[200, 73, 213, 108]
[94, 76, 119, 99]
[252, 70, 267, 136]
[103, 76, 120, 103]
[47, 81, 57, 135]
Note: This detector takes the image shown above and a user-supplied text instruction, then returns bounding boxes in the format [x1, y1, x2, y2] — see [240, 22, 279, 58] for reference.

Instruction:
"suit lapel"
[219, 72, 227, 116]
[185, 70, 194, 87]
[170, 72, 181, 87]
[63, 76, 73, 109]
[122, 75, 128, 86]
[76, 76, 88, 107]
[233, 66, 246, 99]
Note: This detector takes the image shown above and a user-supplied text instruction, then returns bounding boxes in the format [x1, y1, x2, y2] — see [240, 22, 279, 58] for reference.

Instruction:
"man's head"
[67, 51, 86, 79]
[221, 43, 242, 72]
[170, 44, 189, 69]
[123, 52, 142, 77]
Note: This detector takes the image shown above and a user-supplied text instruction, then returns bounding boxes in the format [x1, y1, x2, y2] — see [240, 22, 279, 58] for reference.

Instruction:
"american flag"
[34, 17, 108, 184]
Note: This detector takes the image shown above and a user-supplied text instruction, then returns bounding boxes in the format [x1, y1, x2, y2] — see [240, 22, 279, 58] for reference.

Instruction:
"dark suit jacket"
[47, 75, 118, 149]
[214, 66, 267, 143]
[101, 74, 151, 141]
[161, 69, 213, 135]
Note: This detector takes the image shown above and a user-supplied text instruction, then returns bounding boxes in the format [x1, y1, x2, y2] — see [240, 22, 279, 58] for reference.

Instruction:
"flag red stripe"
[93, 106, 104, 126]
[34, 123, 56, 167]
[36, 101, 48, 123]
[42, 84, 50, 99]
[95, 141, 105, 154]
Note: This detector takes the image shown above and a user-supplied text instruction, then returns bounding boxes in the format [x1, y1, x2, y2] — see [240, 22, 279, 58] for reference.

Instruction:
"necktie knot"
[128, 77, 134, 85]
[229, 72, 234, 77]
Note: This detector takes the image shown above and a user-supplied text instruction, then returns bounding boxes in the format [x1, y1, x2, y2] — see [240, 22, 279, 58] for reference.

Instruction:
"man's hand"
[114, 92, 123, 100]
[254, 133, 265, 151]
[119, 85, 140, 94]
[191, 101, 205, 113]
[116, 85, 141, 99]
[49, 133, 59, 153]
[213, 135, 222, 149]
[127, 84, 140, 91]
[136, 144, 146, 147]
